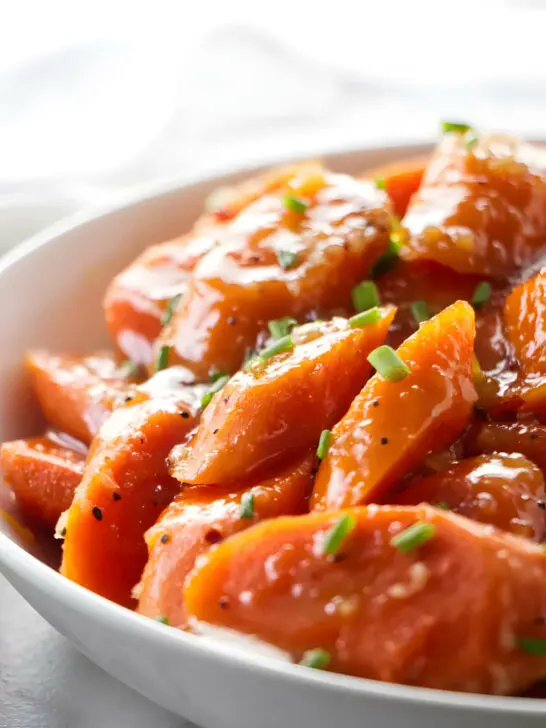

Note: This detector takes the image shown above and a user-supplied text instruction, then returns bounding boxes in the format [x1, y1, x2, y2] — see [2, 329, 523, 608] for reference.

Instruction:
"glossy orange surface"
[394, 453, 545, 540]
[172, 311, 394, 486]
[25, 351, 137, 444]
[403, 133, 546, 279]
[312, 302, 477, 510]
[153, 170, 392, 379]
[365, 155, 428, 218]
[137, 453, 314, 627]
[185, 504, 546, 694]
[0, 436, 85, 529]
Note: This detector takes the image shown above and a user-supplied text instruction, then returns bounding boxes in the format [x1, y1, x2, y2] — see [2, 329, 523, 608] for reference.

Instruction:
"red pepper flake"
[205, 529, 223, 545]
[160, 533, 170, 544]
[112, 492, 122, 502]
[92, 506, 103, 521]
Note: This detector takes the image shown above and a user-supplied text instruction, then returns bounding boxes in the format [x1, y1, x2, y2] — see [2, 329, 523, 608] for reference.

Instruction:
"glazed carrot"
[153, 170, 393, 379]
[394, 453, 545, 541]
[105, 163, 325, 367]
[365, 155, 427, 218]
[171, 311, 395, 486]
[466, 422, 546, 475]
[26, 351, 138, 444]
[403, 132, 546, 279]
[60, 372, 202, 608]
[0, 436, 85, 529]
[185, 504, 546, 694]
[312, 302, 477, 511]
[137, 453, 314, 627]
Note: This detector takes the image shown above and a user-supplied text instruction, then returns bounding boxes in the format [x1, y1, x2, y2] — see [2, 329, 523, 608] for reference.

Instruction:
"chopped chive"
[322, 513, 356, 556]
[317, 429, 332, 460]
[283, 194, 308, 214]
[390, 522, 436, 554]
[299, 648, 331, 670]
[464, 131, 479, 151]
[348, 307, 382, 328]
[155, 345, 171, 372]
[471, 281, 491, 308]
[375, 177, 386, 191]
[154, 615, 169, 625]
[436, 502, 450, 511]
[240, 491, 255, 519]
[259, 334, 294, 361]
[367, 345, 411, 382]
[161, 293, 182, 326]
[371, 237, 403, 279]
[441, 121, 472, 134]
[118, 359, 141, 379]
[277, 249, 298, 269]
[517, 637, 546, 656]
[209, 369, 229, 384]
[268, 316, 298, 340]
[201, 373, 230, 409]
[351, 280, 380, 313]
[410, 300, 430, 324]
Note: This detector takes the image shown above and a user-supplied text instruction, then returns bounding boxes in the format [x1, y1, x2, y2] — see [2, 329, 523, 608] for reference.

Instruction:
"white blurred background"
[1, 0, 546, 250]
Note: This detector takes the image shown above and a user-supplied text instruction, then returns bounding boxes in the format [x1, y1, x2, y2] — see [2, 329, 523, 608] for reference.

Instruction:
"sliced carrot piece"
[312, 301, 476, 511]
[171, 311, 394, 486]
[137, 453, 314, 627]
[364, 155, 428, 218]
[26, 351, 138, 444]
[153, 170, 392, 380]
[185, 504, 546, 694]
[60, 374, 201, 608]
[394, 453, 545, 540]
[0, 436, 85, 529]
[403, 132, 546, 279]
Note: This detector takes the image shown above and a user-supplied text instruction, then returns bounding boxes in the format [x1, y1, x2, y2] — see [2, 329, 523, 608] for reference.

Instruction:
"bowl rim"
[1, 139, 545, 716]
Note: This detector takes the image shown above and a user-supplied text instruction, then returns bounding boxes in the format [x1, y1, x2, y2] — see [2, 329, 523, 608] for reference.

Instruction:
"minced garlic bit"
[386, 562, 430, 600]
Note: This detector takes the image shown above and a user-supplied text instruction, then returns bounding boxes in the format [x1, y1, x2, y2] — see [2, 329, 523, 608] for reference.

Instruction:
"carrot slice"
[0, 436, 85, 529]
[60, 373, 201, 608]
[153, 170, 392, 380]
[26, 351, 137, 444]
[171, 311, 395, 486]
[312, 301, 476, 511]
[403, 132, 546, 279]
[137, 453, 314, 627]
[185, 504, 546, 694]
[394, 453, 545, 540]
[365, 155, 427, 218]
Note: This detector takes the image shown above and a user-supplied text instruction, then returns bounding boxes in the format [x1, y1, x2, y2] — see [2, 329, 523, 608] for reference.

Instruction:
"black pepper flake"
[530, 433, 538, 441]
[223, 396, 229, 404]
[92, 506, 103, 521]
[538, 500, 546, 510]
[139, 436, 145, 445]
[380, 437, 389, 445]
[227, 316, 238, 325]
[213, 428, 219, 434]
[333, 552, 347, 563]
[218, 596, 230, 609]
[160, 533, 170, 544]
[249, 255, 261, 263]
[372, 400, 379, 408]
[124, 395, 134, 403]
[153, 500, 159, 507]
[180, 411, 190, 419]
[60, 527, 67, 538]
[205, 529, 223, 545]
[112, 492, 122, 502]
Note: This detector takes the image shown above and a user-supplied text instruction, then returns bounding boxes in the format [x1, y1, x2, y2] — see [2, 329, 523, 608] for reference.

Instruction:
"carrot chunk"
[312, 301, 476, 510]
[365, 155, 427, 218]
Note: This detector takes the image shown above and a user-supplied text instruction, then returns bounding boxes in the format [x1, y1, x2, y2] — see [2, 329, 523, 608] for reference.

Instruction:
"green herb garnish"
[348, 307, 382, 328]
[322, 513, 356, 556]
[118, 359, 141, 379]
[410, 300, 430, 324]
[259, 334, 294, 361]
[161, 293, 182, 326]
[277, 249, 298, 269]
[283, 194, 308, 214]
[441, 121, 472, 134]
[471, 281, 491, 308]
[375, 177, 387, 191]
[317, 429, 332, 460]
[367, 345, 411, 382]
[155, 345, 171, 372]
[201, 373, 230, 409]
[154, 616, 169, 625]
[299, 648, 331, 670]
[371, 236, 403, 278]
[436, 502, 450, 511]
[268, 317, 298, 340]
[390, 522, 436, 554]
[517, 637, 546, 656]
[351, 280, 380, 313]
[240, 491, 255, 520]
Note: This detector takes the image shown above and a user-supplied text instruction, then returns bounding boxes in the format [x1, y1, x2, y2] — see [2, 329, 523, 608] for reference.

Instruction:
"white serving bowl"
[1, 143, 545, 728]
